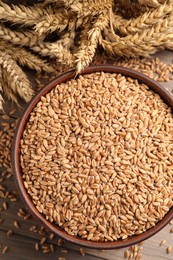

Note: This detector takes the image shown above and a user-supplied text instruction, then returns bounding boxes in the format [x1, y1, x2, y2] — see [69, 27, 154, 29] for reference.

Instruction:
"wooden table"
[0, 51, 173, 260]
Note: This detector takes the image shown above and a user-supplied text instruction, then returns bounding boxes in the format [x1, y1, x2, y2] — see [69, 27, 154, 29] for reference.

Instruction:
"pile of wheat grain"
[0, 0, 173, 107]
[20, 71, 173, 241]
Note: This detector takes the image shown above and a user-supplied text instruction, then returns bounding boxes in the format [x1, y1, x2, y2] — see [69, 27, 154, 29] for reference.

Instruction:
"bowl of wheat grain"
[12, 65, 173, 249]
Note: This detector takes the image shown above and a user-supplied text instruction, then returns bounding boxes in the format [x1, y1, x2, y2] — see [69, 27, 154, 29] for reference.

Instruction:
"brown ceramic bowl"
[12, 65, 173, 249]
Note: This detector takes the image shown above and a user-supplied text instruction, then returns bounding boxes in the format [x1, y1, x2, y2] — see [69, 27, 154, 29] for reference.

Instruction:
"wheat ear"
[138, 0, 160, 7]
[62, 0, 80, 8]
[0, 2, 54, 27]
[59, 25, 75, 49]
[34, 11, 70, 36]
[75, 8, 110, 74]
[69, 0, 112, 17]
[106, 9, 173, 44]
[0, 23, 46, 47]
[101, 30, 173, 58]
[32, 42, 75, 67]
[0, 51, 34, 102]
[0, 40, 54, 73]
[116, 0, 173, 35]
[1, 67, 20, 106]
[101, 14, 173, 57]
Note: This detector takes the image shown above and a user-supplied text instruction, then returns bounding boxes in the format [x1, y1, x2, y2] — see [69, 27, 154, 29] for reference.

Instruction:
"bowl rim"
[12, 65, 173, 249]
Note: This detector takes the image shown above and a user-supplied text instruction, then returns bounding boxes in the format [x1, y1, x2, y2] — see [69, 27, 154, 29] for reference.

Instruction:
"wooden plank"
[0, 230, 101, 260]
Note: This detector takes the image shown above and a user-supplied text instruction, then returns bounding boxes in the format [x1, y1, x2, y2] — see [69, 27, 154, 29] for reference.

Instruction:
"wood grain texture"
[0, 50, 173, 259]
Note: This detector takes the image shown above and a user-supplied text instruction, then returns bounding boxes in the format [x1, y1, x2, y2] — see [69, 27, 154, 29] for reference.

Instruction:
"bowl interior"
[12, 65, 173, 249]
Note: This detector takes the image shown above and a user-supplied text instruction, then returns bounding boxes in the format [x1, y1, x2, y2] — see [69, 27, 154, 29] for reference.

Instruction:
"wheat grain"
[57, 238, 63, 246]
[160, 239, 166, 246]
[166, 246, 172, 254]
[21, 72, 173, 241]
[3, 202, 7, 210]
[7, 229, 13, 237]
[2, 246, 8, 254]
[79, 248, 85, 256]
[14, 220, 20, 229]
[35, 243, 39, 251]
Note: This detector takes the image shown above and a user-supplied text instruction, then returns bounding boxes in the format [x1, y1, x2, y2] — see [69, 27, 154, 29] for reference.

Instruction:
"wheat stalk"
[0, 40, 54, 73]
[0, 51, 34, 103]
[0, 2, 54, 27]
[0, 23, 46, 47]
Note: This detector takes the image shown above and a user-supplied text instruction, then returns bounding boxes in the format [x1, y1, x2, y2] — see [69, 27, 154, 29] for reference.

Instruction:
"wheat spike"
[116, 0, 173, 35]
[69, 0, 112, 17]
[138, 0, 160, 7]
[0, 23, 46, 47]
[59, 26, 75, 48]
[75, 8, 110, 74]
[62, 0, 80, 8]
[32, 42, 75, 67]
[0, 40, 54, 73]
[0, 2, 54, 27]
[107, 9, 173, 44]
[1, 67, 20, 106]
[0, 50, 34, 102]
[35, 11, 70, 36]
[101, 17, 173, 57]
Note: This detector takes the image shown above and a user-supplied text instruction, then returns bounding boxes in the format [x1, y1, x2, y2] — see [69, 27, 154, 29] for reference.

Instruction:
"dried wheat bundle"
[0, 0, 173, 108]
